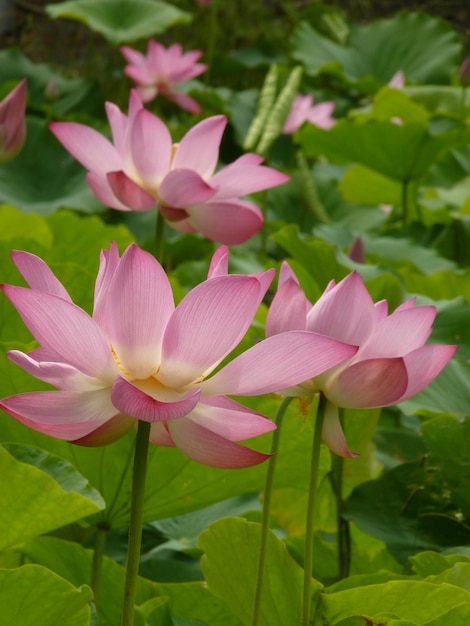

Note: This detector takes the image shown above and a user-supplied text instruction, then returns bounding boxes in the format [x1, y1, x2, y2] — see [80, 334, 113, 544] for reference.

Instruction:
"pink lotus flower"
[49, 92, 289, 245]
[283, 93, 336, 135]
[121, 40, 207, 113]
[0, 245, 357, 468]
[267, 265, 457, 457]
[0, 79, 27, 163]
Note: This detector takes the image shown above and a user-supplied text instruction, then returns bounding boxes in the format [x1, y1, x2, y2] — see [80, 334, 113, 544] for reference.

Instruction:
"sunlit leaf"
[0, 444, 104, 550]
[0, 565, 92, 626]
[199, 517, 314, 626]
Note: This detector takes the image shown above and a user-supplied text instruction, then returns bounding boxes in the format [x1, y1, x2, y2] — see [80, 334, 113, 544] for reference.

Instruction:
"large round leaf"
[46, 0, 191, 45]
[291, 12, 461, 88]
[0, 117, 104, 215]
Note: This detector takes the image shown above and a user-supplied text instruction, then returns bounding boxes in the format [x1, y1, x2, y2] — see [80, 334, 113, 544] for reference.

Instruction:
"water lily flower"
[283, 93, 336, 135]
[0, 79, 27, 163]
[50, 92, 289, 245]
[267, 264, 457, 457]
[121, 40, 207, 113]
[0, 245, 357, 468]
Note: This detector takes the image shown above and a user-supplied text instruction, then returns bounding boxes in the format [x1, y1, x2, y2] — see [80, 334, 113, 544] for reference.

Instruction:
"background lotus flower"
[0, 78, 27, 163]
[121, 40, 207, 113]
[283, 93, 336, 135]
[266, 263, 457, 457]
[0, 245, 356, 468]
[50, 92, 290, 245]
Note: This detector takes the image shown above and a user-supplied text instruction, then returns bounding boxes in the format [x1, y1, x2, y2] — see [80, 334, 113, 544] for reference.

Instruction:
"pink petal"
[86, 172, 130, 211]
[10, 251, 72, 301]
[207, 246, 229, 279]
[104, 244, 174, 379]
[183, 199, 263, 245]
[1, 285, 116, 381]
[49, 122, 122, 176]
[111, 376, 201, 422]
[201, 331, 358, 396]
[167, 90, 202, 114]
[149, 422, 175, 447]
[105, 101, 129, 159]
[0, 388, 118, 439]
[186, 396, 275, 441]
[399, 344, 457, 401]
[361, 306, 437, 359]
[307, 272, 376, 346]
[326, 358, 408, 408]
[107, 170, 156, 211]
[130, 108, 172, 184]
[278, 260, 300, 288]
[210, 157, 290, 200]
[120, 45, 145, 67]
[159, 275, 263, 388]
[7, 350, 106, 391]
[73, 413, 135, 446]
[93, 242, 120, 325]
[266, 276, 309, 336]
[172, 115, 226, 179]
[159, 169, 217, 207]
[322, 401, 358, 458]
[307, 102, 336, 129]
[167, 417, 271, 468]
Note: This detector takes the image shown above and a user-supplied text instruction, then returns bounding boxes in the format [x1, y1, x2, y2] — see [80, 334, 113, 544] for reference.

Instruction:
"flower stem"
[330, 415, 351, 580]
[252, 396, 293, 626]
[91, 523, 109, 606]
[302, 393, 327, 626]
[120, 420, 151, 626]
[155, 209, 165, 264]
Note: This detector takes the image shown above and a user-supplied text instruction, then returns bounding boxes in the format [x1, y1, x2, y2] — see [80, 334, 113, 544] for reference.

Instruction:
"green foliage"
[291, 11, 462, 88]
[199, 517, 314, 626]
[0, 444, 104, 551]
[0, 564, 92, 625]
[46, 0, 191, 45]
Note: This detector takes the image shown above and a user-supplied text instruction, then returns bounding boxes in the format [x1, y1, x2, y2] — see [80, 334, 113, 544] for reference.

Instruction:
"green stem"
[155, 209, 165, 264]
[91, 524, 109, 606]
[120, 420, 151, 626]
[252, 396, 294, 626]
[302, 393, 327, 626]
[330, 412, 351, 581]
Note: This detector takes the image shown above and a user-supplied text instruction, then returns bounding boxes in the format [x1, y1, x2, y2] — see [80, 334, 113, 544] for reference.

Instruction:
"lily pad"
[46, 0, 191, 45]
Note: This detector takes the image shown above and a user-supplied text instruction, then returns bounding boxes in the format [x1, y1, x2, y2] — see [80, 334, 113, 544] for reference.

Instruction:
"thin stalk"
[330, 419, 351, 581]
[91, 524, 109, 606]
[302, 393, 327, 626]
[252, 396, 294, 626]
[155, 210, 165, 264]
[120, 420, 151, 626]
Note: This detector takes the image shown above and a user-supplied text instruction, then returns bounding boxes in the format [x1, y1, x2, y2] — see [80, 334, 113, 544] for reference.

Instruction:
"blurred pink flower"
[388, 70, 405, 89]
[121, 40, 207, 113]
[267, 264, 457, 457]
[0, 245, 356, 468]
[0, 79, 27, 163]
[283, 94, 336, 135]
[50, 92, 289, 245]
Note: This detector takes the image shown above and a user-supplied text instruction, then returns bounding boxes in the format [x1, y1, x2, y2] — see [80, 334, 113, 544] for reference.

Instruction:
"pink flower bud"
[0, 79, 27, 163]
